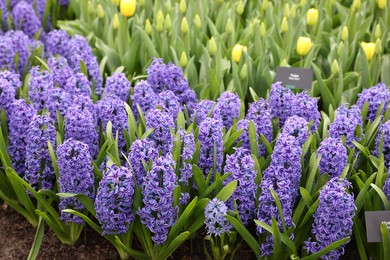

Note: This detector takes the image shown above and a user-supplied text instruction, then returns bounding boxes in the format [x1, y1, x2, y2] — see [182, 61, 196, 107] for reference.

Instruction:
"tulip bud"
[306, 8, 319, 26]
[375, 38, 382, 54]
[165, 14, 172, 31]
[97, 4, 105, 19]
[181, 17, 188, 34]
[378, 0, 387, 10]
[226, 18, 232, 34]
[291, 4, 297, 18]
[88, 1, 94, 15]
[232, 44, 247, 63]
[374, 24, 382, 39]
[240, 64, 248, 80]
[262, 0, 268, 9]
[281, 17, 288, 33]
[236, 1, 244, 15]
[280, 59, 289, 67]
[361, 41, 375, 61]
[156, 11, 164, 32]
[194, 14, 202, 29]
[208, 37, 217, 56]
[260, 22, 266, 37]
[296, 36, 313, 56]
[112, 13, 120, 30]
[145, 19, 152, 35]
[338, 41, 344, 56]
[284, 4, 290, 18]
[300, 0, 306, 8]
[341, 26, 348, 41]
[179, 0, 186, 14]
[180, 52, 188, 67]
[120, 0, 136, 17]
[352, 0, 360, 11]
[331, 60, 339, 76]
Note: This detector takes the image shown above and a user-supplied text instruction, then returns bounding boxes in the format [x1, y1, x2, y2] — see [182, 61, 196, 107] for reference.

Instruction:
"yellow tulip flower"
[120, 0, 136, 17]
[296, 37, 313, 56]
[361, 42, 375, 61]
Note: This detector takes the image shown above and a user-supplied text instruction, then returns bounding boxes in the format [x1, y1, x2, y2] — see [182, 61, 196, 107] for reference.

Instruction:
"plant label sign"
[275, 67, 313, 90]
[365, 211, 390, 242]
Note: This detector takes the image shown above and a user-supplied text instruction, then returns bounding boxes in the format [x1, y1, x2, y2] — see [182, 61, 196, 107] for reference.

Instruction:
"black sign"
[365, 211, 390, 242]
[275, 67, 313, 90]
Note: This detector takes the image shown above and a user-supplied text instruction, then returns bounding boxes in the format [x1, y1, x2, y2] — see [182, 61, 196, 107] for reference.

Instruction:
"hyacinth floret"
[304, 178, 355, 259]
[24, 114, 56, 190]
[128, 139, 159, 187]
[282, 115, 309, 146]
[97, 95, 128, 150]
[5, 30, 30, 74]
[95, 165, 135, 235]
[178, 88, 198, 116]
[246, 98, 273, 157]
[28, 67, 54, 110]
[198, 117, 223, 176]
[236, 119, 252, 151]
[131, 80, 158, 118]
[293, 91, 321, 130]
[374, 120, 390, 168]
[145, 109, 175, 154]
[157, 90, 182, 118]
[268, 82, 295, 126]
[193, 99, 216, 126]
[48, 56, 74, 89]
[0, 70, 22, 90]
[384, 173, 390, 203]
[0, 79, 16, 112]
[65, 106, 99, 158]
[7, 100, 36, 175]
[64, 72, 91, 97]
[138, 155, 178, 245]
[12, 1, 42, 38]
[57, 139, 94, 224]
[103, 73, 131, 102]
[44, 29, 70, 58]
[257, 135, 302, 256]
[329, 104, 363, 147]
[357, 82, 390, 122]
[317, 138, 348, 178]
[223, 147, 257, 225]
[204, 198, 232, 236]
[178, 129, 195, 185]
[44, 87, 71, 119]
[214, 91, 240, 130]
[0, 36, 16, 72]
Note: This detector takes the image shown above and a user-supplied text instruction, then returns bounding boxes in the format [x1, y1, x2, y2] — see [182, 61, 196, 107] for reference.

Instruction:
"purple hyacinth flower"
[95, 165, 135, 235]
[24, 114, 56, 191]
[384, 173, 390, 203]
[103, 73, 131, 102]
[97, 95, 128, 150]
[257, 134, 302, 256]
[223, 147, 257, 225]
[204, 198, 232, 236]
[44, 29, 70, 58]
[0, 79, 16, 112]
[44, 87, 71, 119]
[317, 138, 348, 178]
[5, 30, 30, 74]
[178, 88, 198, 116]
[57, 139, 94, 224]
[329, 104, 364, 147]
[0, 1, 8, 30]
[304, 178, 355, 259]
[7, 100, 36, 175]
[131, 80, 158, 118]
[28, 67, 54, 110]
[374, 120, 390, 168]
[65, 106, 99, 158]
[12, 1, 42, 38]
[128, 139, 159, 187]
[192, 99, 216, 126]
[0, 36, 16, 72]
[198, 117, 223, 176]
[236, 119, 252, 151]
[0, 70, 22, 90]
[357, 83, 390, 122]
[246, 98, 273, 157]
[48, 56, 74, 89]
[282, 115, 309, 146]
[138, 155, 178, 245]
[268, 82, 295, 126]
[293, 91, 321, 130]
[214, 91, 240, 130]
[178, 129, 195, 185]
[157, 90, 181, 118]
[64, 72, 91, 98]
[70, 94, 97, 122]
[145, 109, 175, 154]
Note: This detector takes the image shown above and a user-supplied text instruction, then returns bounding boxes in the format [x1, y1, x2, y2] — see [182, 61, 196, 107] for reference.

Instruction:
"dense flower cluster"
[157, 90, 181, 118]
[103, 73, 131, 102]
[0, 36, 17, 72]
[7, 100, 36, 174]
[198, 117, 223, 175]
[138, 155, 178, 245]
[257, 134, 302, 256]
[384, 174, 390, 203]
[95, 165, 135, 235]
[304, 178, 355, 259]
[64, 73, 91, 98]
[223, 148, 257, 225]
[0, 79, 16, 112]
[246, 98, 273, 157]
[131, 80, 158, 118]
[329, 104, 363, 147]
[193, 99, 216, 125]
[28, 67, 53, 110]
[214, 91, 240, 129]
[48, 56, 74, 89]
[5, 30, 30, 73]
[12, 1, 42, 38]
[293, 91, 321, 130]
[357, 83, 390, 122]
[0, 70, 21, 90]
[236, 119, 252, 151]
[282, 115, 309, 146]
[44, 29, 70, 58]
[45, 88, 71, 118]
[57, 139, 94, 224]
[178, 129, 195, 185]
[268, 82, 295, 126]
[374, 120, 390, 168]
[128, 139, 159, 186]
[145, 109, 175, 154]
[317, 138, 348, 178]
[204, 198, 232, 236]
[24, 115, 56, 191]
